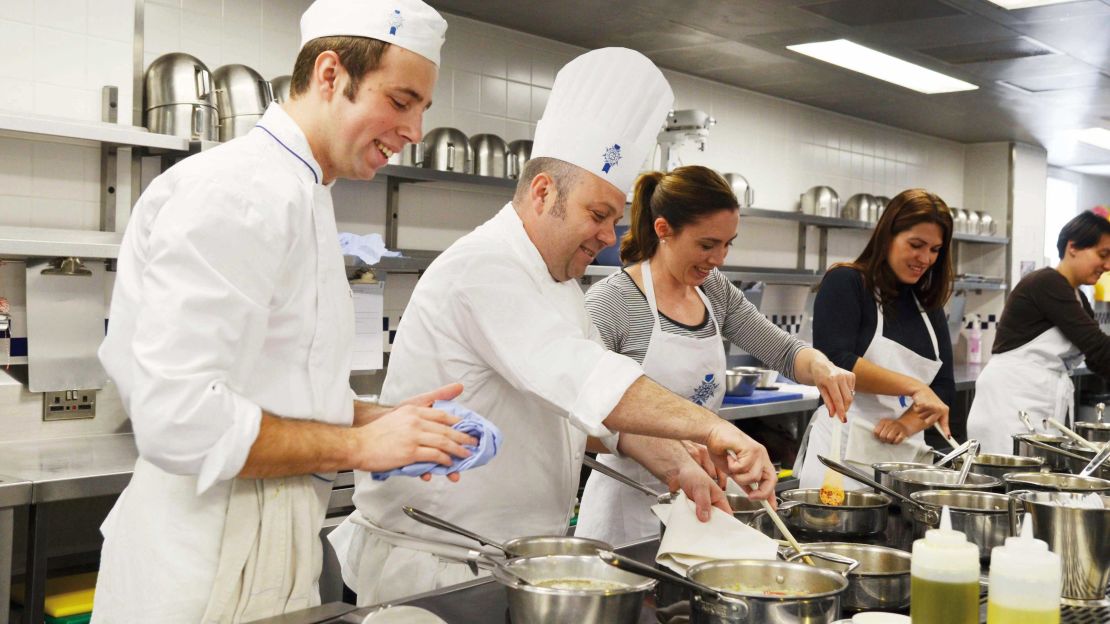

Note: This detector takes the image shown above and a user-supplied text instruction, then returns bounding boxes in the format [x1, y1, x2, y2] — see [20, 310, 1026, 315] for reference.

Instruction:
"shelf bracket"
[817, 227, 829, 273]
[795, 222, 807, 271]
[385, 177, 402, 249]
[99, 86, 119, 235]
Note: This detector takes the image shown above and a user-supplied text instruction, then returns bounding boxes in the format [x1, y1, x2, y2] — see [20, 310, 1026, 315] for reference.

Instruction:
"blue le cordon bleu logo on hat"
[602, 144, 622, 174]
[388, 9, 404, 35]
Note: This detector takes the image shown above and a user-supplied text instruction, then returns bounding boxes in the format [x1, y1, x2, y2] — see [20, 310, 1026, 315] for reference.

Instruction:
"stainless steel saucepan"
[1003, 471, 1110, 494]
[1013, 432, 1071, 471]
[402, 506, 609, 558]
[785, 542, 910, 612]
[955, 453, 1046, 481]
[908, 490, 1013, 562]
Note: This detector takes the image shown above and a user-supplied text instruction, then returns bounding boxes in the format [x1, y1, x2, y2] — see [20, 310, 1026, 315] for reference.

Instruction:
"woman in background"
[795, 189, 955, 488]
[574, 165, 854, 546]
[967, 211, 1110, 453]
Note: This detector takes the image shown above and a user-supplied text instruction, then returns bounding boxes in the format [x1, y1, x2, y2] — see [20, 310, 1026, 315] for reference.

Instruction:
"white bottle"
[986, 513, 1061, 624]
[910, 505, 980, 624]
[967, 314, 982, 365]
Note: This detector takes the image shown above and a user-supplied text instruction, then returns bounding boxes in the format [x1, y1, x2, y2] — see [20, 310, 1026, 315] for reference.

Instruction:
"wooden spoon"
[819, 419, 846, 506]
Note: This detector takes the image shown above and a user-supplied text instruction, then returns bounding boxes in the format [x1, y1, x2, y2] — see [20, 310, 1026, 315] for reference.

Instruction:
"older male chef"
[332, 47, 854, 605]
[90, 2, 478, 622]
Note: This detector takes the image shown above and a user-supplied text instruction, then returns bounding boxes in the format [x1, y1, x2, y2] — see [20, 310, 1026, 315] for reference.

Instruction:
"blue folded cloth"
[371, 400, 502, 481]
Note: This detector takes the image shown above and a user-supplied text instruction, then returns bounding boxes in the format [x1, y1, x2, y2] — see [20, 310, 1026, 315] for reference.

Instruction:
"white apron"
[574, 260, 726, 546]
[796, 296, 940, 490]
[966, 327, 1084, 454]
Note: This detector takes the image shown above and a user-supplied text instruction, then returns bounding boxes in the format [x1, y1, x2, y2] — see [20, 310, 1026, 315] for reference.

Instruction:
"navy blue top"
[813, 266, 956, 409]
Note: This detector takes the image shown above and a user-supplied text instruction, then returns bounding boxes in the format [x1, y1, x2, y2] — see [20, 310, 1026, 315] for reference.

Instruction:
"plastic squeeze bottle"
[986, 513, 1061, 624]
[910, 505, 980, 624]
[967, 314, 982, 365]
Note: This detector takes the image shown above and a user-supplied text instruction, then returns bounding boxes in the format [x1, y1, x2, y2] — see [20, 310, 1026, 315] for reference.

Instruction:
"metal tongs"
[932, 438, 981, 485]
[1079, 443, 1110, 478]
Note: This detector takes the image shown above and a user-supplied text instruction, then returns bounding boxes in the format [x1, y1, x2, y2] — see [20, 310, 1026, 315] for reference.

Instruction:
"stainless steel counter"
[0, 433, 137, 503]
[719, 396, 819, 421]
[0, 475, 30, 624]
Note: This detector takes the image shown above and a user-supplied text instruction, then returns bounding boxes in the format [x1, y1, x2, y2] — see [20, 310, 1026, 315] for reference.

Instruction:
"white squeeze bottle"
[986, 513, 1061, 624]
[967, 314, 982, 365]
[910, 505, 979, 624]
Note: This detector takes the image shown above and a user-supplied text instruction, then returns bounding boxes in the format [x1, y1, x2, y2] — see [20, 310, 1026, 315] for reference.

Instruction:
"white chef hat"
[532, 48, 674, 195]
[300, 0, 447, 66]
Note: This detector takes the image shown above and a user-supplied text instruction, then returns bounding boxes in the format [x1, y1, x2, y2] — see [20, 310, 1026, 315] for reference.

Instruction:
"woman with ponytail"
[574, 165, 855, 546]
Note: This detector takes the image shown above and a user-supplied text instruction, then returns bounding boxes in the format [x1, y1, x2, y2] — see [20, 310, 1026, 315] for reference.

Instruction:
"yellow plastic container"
[11, 571, 96, 618]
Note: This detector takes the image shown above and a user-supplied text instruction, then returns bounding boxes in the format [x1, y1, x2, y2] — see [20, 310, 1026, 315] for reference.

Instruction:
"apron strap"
[872, 292, 939, 360]
[641, 260, 722, 337]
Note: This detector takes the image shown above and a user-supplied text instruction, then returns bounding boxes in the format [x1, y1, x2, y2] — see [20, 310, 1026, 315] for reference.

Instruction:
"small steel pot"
[909, 490, 1013, 561]
[1075, 421, 1110, 444]
[469, 133, 509, 177]
[1013, 432, 1070, 472]
[1061, 441, 1110, 480]
[799, 186, 839, 217]
[422, 127, 473, 173]
[888, 468, 1003, 499]
[492, 554, 654, 624]
[506, 139, 532, 179]
[1003, 471, 1110, 494]
[955, 453, 1046, 481]
[723, 173, 755, 208]
[790, 542, 911, 612]
[778, 489, 890, 536]
[871, 462, 935, 492]
[688, 559, 849, 623]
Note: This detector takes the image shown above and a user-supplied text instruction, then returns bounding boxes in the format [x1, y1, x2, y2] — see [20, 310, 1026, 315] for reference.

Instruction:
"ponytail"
[621, 172, 664, 264]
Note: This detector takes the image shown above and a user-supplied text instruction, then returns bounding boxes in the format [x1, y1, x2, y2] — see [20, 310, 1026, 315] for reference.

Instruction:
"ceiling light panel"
[1077, 127, 1110, 151]
[787, 39, 979, 94]
[984, 0, 1082, 10]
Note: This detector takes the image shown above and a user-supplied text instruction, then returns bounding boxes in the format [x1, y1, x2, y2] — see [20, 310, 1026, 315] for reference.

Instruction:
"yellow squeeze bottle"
[910, 505, 979, 624]
[986, 513, 1061, 624]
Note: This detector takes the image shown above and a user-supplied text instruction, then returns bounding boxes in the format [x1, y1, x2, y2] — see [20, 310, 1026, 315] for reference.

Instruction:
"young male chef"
[90, 1, 476, 622]
[331, 46, 857, 605]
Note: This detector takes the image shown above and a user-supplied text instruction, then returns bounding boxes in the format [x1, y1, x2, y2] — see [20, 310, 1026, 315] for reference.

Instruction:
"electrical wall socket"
[43, 390, 97, 421]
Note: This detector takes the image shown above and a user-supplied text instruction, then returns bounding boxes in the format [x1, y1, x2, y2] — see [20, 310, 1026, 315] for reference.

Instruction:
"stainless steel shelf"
[345, 250, 439, 275]
[953, 279, 1007, 291]
[719, 397, 820, 421]
[0, 111, 189, 152]
[0, 227, 121, 259]
[378, 164, 518, 190]
[953, 232, 1009, 244]
[585, 264, 822, 285]
[740, 207, 873, 230]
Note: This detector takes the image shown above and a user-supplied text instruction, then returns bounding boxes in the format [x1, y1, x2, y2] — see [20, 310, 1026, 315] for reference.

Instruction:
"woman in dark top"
[967, 211, 1110, 453]
[795, 189, 955, 489]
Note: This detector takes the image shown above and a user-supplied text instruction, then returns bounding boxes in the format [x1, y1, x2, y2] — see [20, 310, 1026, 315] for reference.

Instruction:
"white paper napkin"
[651, 491, 778, 575]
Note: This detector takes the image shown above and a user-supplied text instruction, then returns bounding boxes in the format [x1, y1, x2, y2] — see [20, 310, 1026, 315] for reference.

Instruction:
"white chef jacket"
[92, 104, 354, 622]
[335, 204, 643, 601]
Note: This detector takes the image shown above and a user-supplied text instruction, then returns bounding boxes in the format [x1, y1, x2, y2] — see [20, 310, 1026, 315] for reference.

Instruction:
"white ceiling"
[430, 0, 1110, 171]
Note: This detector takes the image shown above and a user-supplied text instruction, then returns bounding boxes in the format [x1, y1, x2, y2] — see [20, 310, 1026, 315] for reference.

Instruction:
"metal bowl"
[493, 555, 655, 624]
[779, 488, 890, 536]
[956, 453, 1046, 481]
[795, 542, 911, 611]
[909, 490, 1012, 561]
[1003, 471, 1110, 494]
[889, 468, 1003, 499]
[725, 368, 760, 397]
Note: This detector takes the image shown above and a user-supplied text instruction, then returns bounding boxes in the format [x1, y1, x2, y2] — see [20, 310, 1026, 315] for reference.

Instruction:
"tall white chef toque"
[531, 47, 674, 195]
[300, 0, 448, 66]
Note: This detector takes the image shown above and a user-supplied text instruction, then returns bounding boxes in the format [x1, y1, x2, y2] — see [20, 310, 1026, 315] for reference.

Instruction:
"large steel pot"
[955, 453, 1046, 481]
[888, 468, 1002, 499]
[1010, 490, 1110, 605]
[689, 559, 849, 623]
[212, 64, 273, 141]
[909, 490, 1012, 561]
[723, 173, 755, 208]
[506, 139, 532, 179]
[1013, 432, 1070, 471]
[840, 194, 875, 222]
[872, 462, 935, 492]
[469, 133, 509, 177]
[143, 52, 218, 141]
[492, 554, 654, 624]
[1003, 471, 1110, 494]
[777, 489, 890, 536]
[1075, 420, 1110, 444]
[423, 127, 473, 173]
[799, 186, 839, 217]
[402, 506, 610, 558]
[270, 74, 291, 104]
[788, 542, 910, 612]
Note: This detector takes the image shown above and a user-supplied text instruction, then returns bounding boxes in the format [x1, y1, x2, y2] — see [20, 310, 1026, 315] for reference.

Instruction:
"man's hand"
[354, 383, 465, 427]
[703, 421, 778, 505]
[666, 459, 732, 522]
[810, 357, 855, 423]
[681, 440, 727, 489]
[350, 403, 476, 481]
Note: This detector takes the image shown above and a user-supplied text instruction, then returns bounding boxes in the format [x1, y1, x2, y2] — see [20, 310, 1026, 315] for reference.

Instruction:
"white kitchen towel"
[339, 232, 402, 265]
[651, 491, 777, 575]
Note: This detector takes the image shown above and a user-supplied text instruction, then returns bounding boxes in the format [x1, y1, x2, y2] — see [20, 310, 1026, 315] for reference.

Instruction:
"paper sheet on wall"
[351, 282, 385, 371]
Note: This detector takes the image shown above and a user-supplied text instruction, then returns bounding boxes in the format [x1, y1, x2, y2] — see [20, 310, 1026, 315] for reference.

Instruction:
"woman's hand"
[873, 417, 912, 444]
[907, 386, 950, 436]
[808, 356, 856, 423]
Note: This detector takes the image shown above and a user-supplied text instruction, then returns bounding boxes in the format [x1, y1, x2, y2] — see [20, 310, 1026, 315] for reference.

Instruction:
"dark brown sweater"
[993, 267, 1110, 379]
